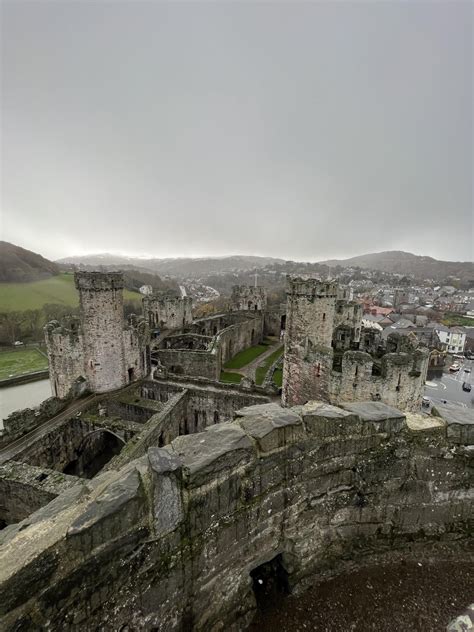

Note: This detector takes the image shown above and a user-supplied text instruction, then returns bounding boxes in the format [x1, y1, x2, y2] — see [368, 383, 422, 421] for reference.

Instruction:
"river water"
[0, 379, 52, 428]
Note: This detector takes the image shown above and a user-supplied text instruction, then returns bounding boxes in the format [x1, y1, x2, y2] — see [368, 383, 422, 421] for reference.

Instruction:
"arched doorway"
[63, 429, 125, 479]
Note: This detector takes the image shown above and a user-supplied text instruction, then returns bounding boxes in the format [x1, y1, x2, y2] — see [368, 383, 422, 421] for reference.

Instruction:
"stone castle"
[0, 271, 471, 631]
[282, 277, 429, 412]
[43, 272, 429, 414]
[44, 272, 150, 398]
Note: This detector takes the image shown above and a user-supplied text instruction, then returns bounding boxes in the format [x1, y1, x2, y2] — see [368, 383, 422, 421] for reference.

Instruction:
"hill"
[57, 254, 283, 278]
[321, 251, 474, 282]
[0, 273, 141, 312]
[0, 241, 59, 282]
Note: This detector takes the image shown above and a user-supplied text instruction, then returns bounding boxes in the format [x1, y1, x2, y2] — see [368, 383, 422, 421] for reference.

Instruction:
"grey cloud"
[1, 1, 472, 261]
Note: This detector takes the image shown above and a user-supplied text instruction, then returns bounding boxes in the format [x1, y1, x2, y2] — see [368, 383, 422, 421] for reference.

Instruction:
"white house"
[433, 325, 466, 354]
[139, 285, 153, 296]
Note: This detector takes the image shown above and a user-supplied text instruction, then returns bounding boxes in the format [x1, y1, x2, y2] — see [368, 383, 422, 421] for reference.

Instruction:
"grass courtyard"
[219, 371, 243, 384]
[0, 348, 49, 380]
[255, 346, 284, 385]
[224, 344, 269, 370]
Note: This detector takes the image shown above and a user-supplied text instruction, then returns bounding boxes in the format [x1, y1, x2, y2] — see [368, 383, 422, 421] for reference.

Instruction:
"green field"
[441, 313, 474, 327]
[224, 344, 269, 370]
[0, 348, 49, 379]
[220, 371, 242, 384]
[255, 346, 284, 385]
[0, 273, 141, 311]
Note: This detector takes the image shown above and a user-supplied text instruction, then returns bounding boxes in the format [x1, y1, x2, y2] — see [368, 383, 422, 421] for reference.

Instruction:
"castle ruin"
[282, 276, 429, 411]
[44, 272, 150, 398]
[1, 272, 471, 631]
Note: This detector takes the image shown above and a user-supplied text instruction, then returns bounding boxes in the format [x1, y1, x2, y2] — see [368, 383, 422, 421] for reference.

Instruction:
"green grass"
[0, 348, 49, 379]
[0, 273, 141, 311]
[224, 344, 269, 370]
[220, 371, 242, 384]
[441, 313, 474, 327]
[255, 346, 284, 385]
[273, 368, 283, 388]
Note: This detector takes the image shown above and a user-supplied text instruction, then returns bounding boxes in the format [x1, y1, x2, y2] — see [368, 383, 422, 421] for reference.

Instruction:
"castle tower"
[75, 271, 127, 393]
[143, 295, 193, 331]
[231, 285, 267, 311]
[282, 277, 337, 406]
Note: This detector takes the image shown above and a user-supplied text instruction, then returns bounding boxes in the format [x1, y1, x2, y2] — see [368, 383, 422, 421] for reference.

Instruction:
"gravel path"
[248, 560, 474, 632]
[234, 341, 283, 380]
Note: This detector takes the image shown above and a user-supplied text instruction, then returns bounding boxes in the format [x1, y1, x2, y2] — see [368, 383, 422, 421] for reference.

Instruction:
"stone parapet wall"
[0, 461, 81, 526]
[1, 401, 472, 631]
[330, 348, 430, 413]
[0, 397, 65, 449]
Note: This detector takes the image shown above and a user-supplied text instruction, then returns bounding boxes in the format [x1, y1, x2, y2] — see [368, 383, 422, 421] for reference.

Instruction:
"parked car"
[464, 367, 471, 373]
[422, 396, 430, 407]
[449, 363, 460, 372]
[462, 382, 472, 392]
[13, 340, 24, 346]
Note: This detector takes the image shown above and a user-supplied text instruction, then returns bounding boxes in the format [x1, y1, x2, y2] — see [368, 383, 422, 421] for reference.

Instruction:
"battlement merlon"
[286, 276, 338, 298]
[43, 317, 82, 338]
[74, 271, 124, 292]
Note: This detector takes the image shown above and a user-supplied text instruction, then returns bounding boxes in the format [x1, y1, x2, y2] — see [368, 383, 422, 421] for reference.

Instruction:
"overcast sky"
[1, 1, 472, 263]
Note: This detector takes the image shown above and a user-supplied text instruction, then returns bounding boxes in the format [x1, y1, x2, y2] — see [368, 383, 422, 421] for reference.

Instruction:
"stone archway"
[63, 429, 125, 479]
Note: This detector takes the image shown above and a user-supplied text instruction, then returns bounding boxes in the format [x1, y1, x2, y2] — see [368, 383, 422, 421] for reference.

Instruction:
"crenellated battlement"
[231, 285, 267, 311]
[74, 271, 124, 292]
[286, 276, 338, 298]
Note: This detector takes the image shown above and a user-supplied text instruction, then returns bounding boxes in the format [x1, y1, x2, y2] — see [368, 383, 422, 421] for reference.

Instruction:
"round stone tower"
[75, 271, 127, 393]
[282, 277, 337, 406]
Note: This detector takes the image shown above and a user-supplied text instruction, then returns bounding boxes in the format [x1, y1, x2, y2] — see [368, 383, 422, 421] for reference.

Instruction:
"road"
[424, 358, 473, 410]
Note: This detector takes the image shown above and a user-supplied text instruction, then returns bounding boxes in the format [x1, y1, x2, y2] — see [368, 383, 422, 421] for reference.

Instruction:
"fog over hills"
[56, 250, 473, 282]
[321, 251, 474, 282]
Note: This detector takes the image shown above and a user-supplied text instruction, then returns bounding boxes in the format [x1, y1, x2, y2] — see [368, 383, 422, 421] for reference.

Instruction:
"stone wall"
[330, 348, 430, 413]
[76, 271, 128, 393]
[11, 416, 133, 476]
[45, 272, 150, 398]
[122, 314, 151, 382]
[143, 296, 193, 330]
[231, 285, 267, 311]
[155, 347, 219, 380]
[264, 307, 285, 337]
[153, 314, 264, 380]
[0, 401, 471, 631]
[216, 315, 263, 364]
[0, 397, 64, 448]
[44, 319, 84, 399]
[0, 462, 81, 526]
[282, 278, 337, 406]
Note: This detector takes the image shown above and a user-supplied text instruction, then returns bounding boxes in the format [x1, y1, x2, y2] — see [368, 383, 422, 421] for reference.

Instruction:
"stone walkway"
[233, 341, 283, 381]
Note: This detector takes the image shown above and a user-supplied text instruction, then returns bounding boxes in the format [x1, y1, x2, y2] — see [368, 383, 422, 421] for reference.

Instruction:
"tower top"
[74, 270, 124, 292]
[286, 276, 337, 298]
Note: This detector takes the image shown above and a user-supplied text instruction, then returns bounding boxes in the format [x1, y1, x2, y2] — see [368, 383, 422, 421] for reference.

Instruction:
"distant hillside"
[57, 254, 283, 278]
[0, 273, 141, 312]
[0, 241, 59, 282]
[321, 251, 474, 282]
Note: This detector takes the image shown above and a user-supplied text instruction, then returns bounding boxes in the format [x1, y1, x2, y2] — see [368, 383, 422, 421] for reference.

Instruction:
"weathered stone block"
[239, 407, 303, 453]
[171, 423, 256, 488]
[148, 447, 184, 536]
[341, 401, 406, 435]
[67, 466, 145, 550]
